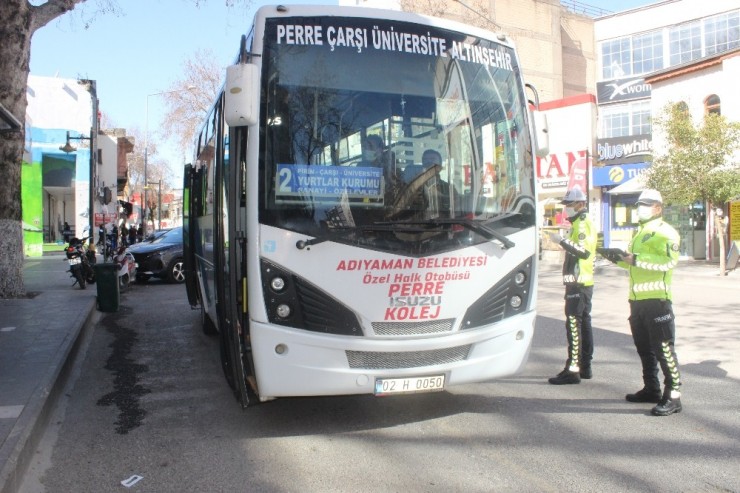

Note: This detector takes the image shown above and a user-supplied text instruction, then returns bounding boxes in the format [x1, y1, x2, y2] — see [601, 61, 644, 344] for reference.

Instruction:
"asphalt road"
[18, 264, 740, 493]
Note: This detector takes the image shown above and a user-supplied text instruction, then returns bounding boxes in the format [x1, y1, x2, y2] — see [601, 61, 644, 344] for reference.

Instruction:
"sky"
[29, 0, 660, 184]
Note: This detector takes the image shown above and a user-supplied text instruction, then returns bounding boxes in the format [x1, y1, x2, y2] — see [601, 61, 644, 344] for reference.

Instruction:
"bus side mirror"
[225, 63, 260, 127]
[530, 109, 549, 158]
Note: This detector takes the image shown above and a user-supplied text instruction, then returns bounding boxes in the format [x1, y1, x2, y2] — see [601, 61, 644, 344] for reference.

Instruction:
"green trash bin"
[94, 263, 119, 312]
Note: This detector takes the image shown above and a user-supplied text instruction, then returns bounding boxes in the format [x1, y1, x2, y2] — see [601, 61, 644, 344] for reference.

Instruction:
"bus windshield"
[260, 17, 536, 254]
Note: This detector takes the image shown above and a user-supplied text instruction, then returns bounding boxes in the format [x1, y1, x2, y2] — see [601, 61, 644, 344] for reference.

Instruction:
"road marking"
[0, 405, 24, 419]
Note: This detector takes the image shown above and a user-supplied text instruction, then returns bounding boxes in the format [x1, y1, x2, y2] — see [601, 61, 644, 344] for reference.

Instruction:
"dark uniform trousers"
[564, 284, 593, 370]
[628, 299, 681, 393]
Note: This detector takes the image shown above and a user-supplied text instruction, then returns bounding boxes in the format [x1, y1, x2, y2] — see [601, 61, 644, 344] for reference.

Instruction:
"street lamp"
[145, 180, 162, 229]
[59, 128, 95, 240]
[59, 130, 89, 153]
[59, 80, 98, 243]
[143, 86, 195, 237]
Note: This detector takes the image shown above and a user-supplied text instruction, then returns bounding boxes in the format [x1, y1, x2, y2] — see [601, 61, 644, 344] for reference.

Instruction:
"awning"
[541, 198, 562, 207]
[608, 174, 647, 194]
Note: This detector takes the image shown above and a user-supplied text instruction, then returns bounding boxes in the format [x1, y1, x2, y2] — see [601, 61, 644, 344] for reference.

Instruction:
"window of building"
[601, 38, 632, 78]
[669, 20, 702, 65]
[601, 104, 630, 137]
[631, 100, 651, 135]
[705, 94, 721, 115]
[633, 31, 664, 74]
[600, 29, 664, 79]
[599, 10, 740, 81]
[600, 100, 651, 138]
[704, 11, 740, 56]
[612, 199, 640, 228]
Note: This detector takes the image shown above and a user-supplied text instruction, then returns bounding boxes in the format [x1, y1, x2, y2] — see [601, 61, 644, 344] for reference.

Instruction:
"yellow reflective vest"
[559, 211, 597, 287]
[618, 216, 680, 301]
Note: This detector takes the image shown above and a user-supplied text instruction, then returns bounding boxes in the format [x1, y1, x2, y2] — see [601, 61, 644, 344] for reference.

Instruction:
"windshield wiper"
[377, 218, 516, 249]
[296, 218, 516, 250]
[295, 224, 405, 250]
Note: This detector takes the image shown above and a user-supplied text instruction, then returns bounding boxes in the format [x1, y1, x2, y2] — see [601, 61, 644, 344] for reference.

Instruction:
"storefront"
[593, 161, 648, 249]
[593, 161, 705, 258]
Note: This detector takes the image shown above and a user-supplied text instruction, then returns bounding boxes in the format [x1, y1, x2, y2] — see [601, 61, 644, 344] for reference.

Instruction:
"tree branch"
[29, 0, 83, 34]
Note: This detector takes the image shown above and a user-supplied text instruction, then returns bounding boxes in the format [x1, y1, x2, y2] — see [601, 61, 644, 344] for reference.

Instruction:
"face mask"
[363, 149, 379, 161]
[565, 206, 578, 217]
[637, 205, 655, 221]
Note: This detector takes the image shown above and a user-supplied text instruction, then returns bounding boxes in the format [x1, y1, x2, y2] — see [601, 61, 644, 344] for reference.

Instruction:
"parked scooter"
[113, 245, 137, 290]
[65, 236, 96, 289]
[97, 225, 115, 262]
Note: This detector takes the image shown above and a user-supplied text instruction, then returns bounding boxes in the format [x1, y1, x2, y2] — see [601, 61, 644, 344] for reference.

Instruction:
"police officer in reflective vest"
[616, 189, 682, 416]
[547, 188, 597, 385]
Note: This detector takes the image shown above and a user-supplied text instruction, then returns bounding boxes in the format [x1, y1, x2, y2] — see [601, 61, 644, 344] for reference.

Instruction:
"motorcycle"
[97, 225, 115, 262]
[65, 236, 96, 289]
[113, 245, 137, 290]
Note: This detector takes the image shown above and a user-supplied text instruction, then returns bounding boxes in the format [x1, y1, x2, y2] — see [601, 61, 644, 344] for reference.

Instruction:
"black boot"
[579, 366, 592, 379]
[652, 390, 682, 416]
[548, 369, 580, 385]
[625, 387, 661, 403]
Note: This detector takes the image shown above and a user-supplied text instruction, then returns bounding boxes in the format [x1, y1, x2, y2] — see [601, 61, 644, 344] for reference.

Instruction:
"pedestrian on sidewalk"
[613, 189, 683, 416]
[129, 224, 137, 245]
[547, 188, 597, 385]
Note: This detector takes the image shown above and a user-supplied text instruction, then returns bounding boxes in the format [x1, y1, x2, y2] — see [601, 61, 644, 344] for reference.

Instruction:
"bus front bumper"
[248, 310, 535, 400]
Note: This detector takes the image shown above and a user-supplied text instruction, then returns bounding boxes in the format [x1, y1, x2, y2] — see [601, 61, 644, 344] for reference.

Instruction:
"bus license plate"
[374, 375, 445, 396]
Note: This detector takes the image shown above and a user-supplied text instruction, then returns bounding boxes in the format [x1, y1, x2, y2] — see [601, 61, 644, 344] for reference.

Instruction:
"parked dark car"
[128, 227, 184, 283]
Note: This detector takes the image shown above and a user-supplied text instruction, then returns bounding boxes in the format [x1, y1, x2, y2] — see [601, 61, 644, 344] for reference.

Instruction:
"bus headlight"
[461, 257, 534, 330]
[261, 259, 363, 336]
[270, 276, 286, 292]
[276, 304, 291, 319]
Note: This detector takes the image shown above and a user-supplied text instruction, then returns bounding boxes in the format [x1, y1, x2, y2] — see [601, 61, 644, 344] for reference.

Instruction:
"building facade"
[594, 0, 740, 257]
[24, 75, 131, 256]
[341, 0, 598, 103]
[645, 47, 740, 259]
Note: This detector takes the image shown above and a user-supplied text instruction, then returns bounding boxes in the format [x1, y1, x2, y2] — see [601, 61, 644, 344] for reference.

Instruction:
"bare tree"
[159, 49, 224, 154]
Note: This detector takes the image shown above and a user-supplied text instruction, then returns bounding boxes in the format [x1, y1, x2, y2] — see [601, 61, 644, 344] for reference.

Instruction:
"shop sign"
[94, 212, 117, 226]
[596, 135, 652, 165]
[592, 162, 649, 186]
[536, 149, 589, 190]
[597, 77, 651, 104]
[731, 201, 740, 242]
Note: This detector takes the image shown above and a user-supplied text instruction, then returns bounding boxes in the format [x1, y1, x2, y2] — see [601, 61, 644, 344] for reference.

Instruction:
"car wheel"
[168, 258, 185, 283]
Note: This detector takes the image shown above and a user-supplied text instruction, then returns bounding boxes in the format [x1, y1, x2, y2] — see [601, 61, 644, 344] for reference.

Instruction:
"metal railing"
[560, 0, 613, 17]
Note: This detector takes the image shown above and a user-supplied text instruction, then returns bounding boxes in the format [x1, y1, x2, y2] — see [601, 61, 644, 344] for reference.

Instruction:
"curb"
[0, 297, 96, 493]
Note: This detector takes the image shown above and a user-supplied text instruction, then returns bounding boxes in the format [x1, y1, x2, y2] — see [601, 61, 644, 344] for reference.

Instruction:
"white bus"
[184, 4, 549, 406]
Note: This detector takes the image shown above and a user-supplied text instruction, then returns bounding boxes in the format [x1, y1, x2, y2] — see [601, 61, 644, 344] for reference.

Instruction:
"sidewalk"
[0, 255, 99, 493]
